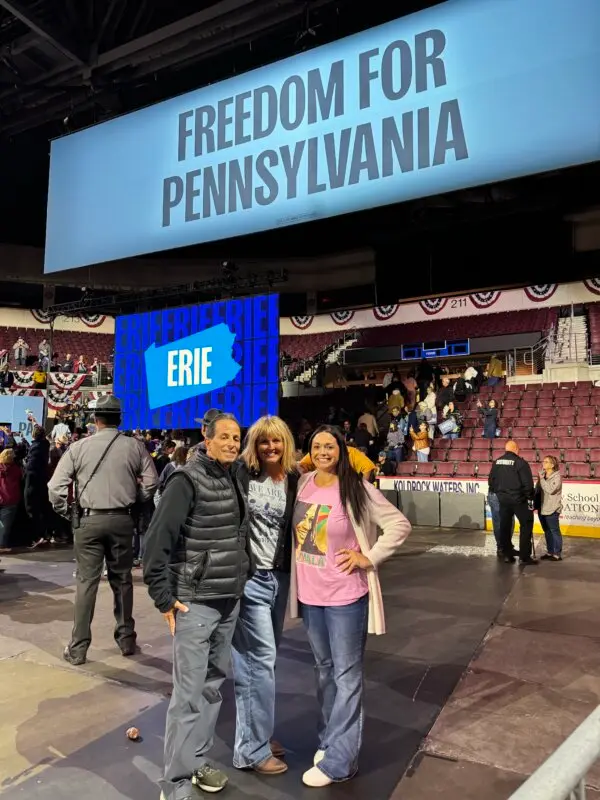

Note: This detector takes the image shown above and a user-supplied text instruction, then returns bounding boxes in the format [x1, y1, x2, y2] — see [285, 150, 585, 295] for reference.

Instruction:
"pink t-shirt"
[293, 474, 368, 607]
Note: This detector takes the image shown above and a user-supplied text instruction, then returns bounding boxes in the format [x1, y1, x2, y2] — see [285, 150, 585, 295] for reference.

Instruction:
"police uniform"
[488, 450, 535, 562]
[48, 395, 158, 664]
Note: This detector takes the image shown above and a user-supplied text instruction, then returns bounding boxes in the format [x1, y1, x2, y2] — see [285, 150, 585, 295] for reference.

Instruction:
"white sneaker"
[314, 750, 325, 766]
[302, 766, 332, 788]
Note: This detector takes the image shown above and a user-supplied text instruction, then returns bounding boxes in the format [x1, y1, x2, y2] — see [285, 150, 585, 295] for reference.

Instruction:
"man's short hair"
[205, 413, 239, 439]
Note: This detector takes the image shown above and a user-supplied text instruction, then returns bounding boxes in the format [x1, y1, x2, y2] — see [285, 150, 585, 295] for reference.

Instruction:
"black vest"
[171, 453, 251, 603]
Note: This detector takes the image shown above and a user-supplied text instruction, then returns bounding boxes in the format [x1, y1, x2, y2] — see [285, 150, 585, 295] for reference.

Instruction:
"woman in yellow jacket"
[410, 421, 430, 463]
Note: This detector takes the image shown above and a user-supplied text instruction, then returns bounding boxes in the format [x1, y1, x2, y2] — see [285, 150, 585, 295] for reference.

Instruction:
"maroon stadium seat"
[455, 462, 475, 478]
[435, 462, 456, 477]
[568, 463, 591, 479]
[396, 462, 416, 476]
[414, 462, 437, 477]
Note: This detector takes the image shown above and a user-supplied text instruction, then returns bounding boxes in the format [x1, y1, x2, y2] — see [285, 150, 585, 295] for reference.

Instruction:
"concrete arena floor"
[0, 530, 599, 800]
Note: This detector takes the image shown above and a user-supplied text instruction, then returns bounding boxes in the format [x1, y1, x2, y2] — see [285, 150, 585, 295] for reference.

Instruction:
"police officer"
[488, 440, 537, 565]
[48, 395, 158, 665]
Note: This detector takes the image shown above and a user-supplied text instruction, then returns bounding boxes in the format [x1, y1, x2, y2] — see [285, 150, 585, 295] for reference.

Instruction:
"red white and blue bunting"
[524, 284, 557, 302]
[12, 371, 88, 390]
[80, 313, 107, 328]
[470, 291, 501, 309]
[584, 278, 600, 296]
[372, 305, 399, 321]
[330, 310, 355, 326]
[290, 316, 314, 330]
[30, 309, 52, 324]
[419, 298, 448, 316]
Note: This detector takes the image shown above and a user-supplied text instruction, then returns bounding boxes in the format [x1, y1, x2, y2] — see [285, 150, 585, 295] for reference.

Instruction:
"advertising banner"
[0, 395, 45, 443]
[45, 0, 600, 272]
[378, 477, 600, 537]
[113, 295, 279, 430]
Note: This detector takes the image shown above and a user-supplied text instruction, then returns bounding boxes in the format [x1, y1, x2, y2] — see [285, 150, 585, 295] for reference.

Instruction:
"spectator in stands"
[488, 440, 536, 565]
[441, 402, 463, 439]
[486, 353, 504, 386]
[382, 367, 394, 390]
[38, 338, 50, 362]
[410, 421, 430, 462]
[477, 398, 500, 439]
[51, 414, 71, 441]
[405, 404, 420, 437]
[12, 336, 29, 366]
[341, 419, 355, 445]
[402, 373, 417, 407]
[0, 448, 22, 553]
[416, 358, 434, 403]
[76, 355, 87, 374]
[290, 424, 411, 787]
[62, 353, 74, 372]
[437, 376, 454, 408]
[538, 456, 563, 562]
[376, 451, 396, 476]
[352, 422, 371, 452]
[357, 407, 378, 437]
[463, 363, 479, 393]
[0, 364, 14, 389]
[32, 363, 46, 389]
[418, 400, 437, 440]
[90, 358, 100, 384]
[386, 416, 405, 464]
[387, 388, 404, 413]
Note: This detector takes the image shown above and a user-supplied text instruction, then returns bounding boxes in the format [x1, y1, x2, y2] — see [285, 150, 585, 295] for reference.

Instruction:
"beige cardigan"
[289, 474, 411, 635]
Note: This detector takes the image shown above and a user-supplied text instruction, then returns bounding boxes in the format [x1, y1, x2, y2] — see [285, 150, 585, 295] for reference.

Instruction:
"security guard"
[48, 395, 158, 665]
[488, 440, 537, 565]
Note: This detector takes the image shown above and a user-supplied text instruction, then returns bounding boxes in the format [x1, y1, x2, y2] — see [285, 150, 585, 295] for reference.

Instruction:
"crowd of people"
[0, 355, 566, 798]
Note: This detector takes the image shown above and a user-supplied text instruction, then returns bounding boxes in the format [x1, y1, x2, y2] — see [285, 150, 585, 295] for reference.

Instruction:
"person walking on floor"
[488, 440, 537, 565]
[231, 415, 299, 776]
[143, 413, 252, 799]
[538, 455, 563, 561]
[48, 395, 158, 665]
[290, 425, 411, 787]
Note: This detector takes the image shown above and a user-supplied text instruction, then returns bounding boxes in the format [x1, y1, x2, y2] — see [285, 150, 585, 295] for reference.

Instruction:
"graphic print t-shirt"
[248, 475, 287, 569]
[293, 474, 368, 607]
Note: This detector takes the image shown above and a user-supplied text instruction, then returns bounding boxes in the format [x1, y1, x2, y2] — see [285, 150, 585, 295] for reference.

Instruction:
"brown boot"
[270, 739, 285, 759]
[253, 756, 288, 775]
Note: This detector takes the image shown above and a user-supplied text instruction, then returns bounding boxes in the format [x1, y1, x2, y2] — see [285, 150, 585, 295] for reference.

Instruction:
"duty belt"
[81, 508, 131, 516]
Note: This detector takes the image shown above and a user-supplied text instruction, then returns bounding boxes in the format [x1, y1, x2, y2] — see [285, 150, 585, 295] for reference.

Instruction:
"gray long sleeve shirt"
[539, 471, 563, 515]
[48, 428, 158, 516]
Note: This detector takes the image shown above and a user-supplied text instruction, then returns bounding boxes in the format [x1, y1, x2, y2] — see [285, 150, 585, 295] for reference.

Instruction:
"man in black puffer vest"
[144, 413, 251, 799]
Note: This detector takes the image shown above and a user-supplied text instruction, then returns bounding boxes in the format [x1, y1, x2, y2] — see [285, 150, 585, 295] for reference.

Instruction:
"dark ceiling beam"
[0, 0, 88, 65]
[0, 0, 272, 104]
[0, 0, 331, 137]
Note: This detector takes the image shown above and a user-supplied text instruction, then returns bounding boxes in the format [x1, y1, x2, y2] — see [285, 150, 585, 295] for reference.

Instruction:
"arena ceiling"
[0, 0, 598, 309]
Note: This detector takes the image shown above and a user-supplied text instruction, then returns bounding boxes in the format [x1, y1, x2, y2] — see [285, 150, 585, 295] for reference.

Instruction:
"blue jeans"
[487, 377, 500, 386]
[488, 492, 514, 548]
[232, 570, 290, 768]
[0, 505, 17, 548]
[301, 594, 369, 781]
[416, 450, 428, 462]
[540, 511, 562, 555]
[443, 432, 459, 440]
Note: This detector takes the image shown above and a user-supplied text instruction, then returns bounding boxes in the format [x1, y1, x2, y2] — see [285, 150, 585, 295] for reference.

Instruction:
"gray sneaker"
[192, 765, 228, 793]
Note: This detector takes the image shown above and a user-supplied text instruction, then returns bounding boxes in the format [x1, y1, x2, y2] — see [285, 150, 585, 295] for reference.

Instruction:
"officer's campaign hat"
[194, 408, 221, 426]
[91, 395, 122, 415]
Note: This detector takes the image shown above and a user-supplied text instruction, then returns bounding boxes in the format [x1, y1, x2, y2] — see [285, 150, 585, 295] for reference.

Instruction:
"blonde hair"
[0, 448, 15, 464]
[242, 415, 296, 474]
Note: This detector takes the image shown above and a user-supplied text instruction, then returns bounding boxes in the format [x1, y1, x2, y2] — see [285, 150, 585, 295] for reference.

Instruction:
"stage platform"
[1, 530, 599, 800]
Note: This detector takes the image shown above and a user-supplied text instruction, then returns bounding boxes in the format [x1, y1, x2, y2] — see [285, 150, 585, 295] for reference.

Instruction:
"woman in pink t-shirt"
[291, 425, 411, 788]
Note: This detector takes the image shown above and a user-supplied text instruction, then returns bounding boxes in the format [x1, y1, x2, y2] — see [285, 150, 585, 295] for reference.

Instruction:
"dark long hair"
[309, 425, 367, 525]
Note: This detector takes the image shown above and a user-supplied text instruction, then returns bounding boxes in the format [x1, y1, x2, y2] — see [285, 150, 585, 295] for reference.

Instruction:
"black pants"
[70, 514, 135, 658]
[499, 501, 533, 559]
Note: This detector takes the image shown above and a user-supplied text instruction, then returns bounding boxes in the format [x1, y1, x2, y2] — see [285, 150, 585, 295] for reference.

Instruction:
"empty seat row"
[393, 460, 598, 480]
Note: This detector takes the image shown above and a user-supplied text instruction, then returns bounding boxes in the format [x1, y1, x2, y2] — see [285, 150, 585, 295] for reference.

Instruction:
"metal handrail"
[509, 705, 600, 800]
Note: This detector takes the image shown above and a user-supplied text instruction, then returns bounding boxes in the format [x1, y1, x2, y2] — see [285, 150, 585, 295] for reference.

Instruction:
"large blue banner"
[45, 0, 600, 273]
[113, 295, 279, 430]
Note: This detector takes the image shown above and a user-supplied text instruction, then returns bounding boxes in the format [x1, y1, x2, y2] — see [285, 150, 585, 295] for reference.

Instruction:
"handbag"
[533, 482, 542, 513]
[438, 418, 455, 435]
[71, 433, 121, 530]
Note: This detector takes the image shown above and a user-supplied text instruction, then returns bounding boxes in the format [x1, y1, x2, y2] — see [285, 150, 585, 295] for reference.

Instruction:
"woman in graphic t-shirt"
[231, 416, 299, 776]
[290, 425, 411, 788]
